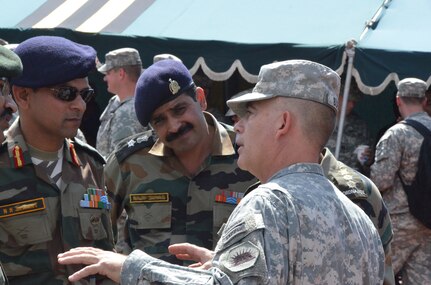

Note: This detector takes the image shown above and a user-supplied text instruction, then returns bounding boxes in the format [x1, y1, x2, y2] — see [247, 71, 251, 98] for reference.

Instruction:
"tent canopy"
[354, 0, 431, 94]
[1, 0, 382, 83]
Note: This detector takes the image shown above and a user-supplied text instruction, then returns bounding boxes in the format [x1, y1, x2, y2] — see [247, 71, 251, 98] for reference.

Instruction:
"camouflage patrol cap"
[0, 45, 22, 78]
[135, 60, 195, 126]
[11, 36, 96, 88]
[153, 53, 182, 63]
[98, 48, 142, 74]
[397, 78, 427, 98]
[227, 60, 340, 117]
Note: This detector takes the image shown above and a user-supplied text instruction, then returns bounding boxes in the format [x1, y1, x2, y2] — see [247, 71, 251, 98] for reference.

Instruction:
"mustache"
[166, 123, 193, 142]
[0, 108, 13, 120]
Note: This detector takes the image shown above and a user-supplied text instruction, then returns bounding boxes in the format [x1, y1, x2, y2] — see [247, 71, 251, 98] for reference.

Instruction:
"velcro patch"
[0, 198, 46, 218]
[130, 193, 169, 203]
[224, 241, 260, 272]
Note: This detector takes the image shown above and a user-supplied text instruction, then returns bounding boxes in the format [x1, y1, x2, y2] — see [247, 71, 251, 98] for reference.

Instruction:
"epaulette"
[328, 163, 368, 201]
[72, 137, 106, 165]
[115, 130, 156, 164]
[218, 121, 236, 145]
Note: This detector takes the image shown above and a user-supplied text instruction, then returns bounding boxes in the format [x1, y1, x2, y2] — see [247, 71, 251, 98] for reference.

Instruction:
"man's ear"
[12, 86, 31, 110]
[275, 111, 291, 138]
[196, 87, 207, 111]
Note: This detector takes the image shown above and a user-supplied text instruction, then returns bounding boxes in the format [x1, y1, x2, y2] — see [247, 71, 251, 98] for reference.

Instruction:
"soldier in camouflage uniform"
[96, 48, 148, 159]
[326, 82, 372, 173]
[0, 44, 23, 285]
[104, 59, 256, 262]
[321, 147, 395, 285]
[371, 78, 431, 285]
[0, 36, 115, 285]
[58, 59, 384, 284]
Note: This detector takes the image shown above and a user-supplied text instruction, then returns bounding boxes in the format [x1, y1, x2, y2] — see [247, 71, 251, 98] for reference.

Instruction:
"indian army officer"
[104, 59, 257, 263]
[0, 36, 115, 285]
[0, 43, 23, 285]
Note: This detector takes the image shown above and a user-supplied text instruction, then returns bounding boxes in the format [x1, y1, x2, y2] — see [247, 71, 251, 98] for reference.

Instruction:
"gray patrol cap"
[98, 47, 142, 74]
[227, 60, 340, 117]
[397, 78, 427, 98]
[153, 53, 182, 63]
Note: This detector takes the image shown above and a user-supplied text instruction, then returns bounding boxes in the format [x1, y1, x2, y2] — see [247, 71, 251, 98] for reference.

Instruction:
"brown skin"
[12, 78, 89, 151]
[149, 87, 213, 176]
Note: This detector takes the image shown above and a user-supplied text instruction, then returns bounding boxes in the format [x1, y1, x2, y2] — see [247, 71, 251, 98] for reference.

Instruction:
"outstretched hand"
[58, 247, 126, 283]
[168, 243, 215, 270]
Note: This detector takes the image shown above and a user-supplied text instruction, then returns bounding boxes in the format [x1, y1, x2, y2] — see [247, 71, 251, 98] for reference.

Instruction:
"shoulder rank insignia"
[169, 78, 180, 95]
[12, 145, 24, 168]
[69, 142, 80, 167]
[0, 198, 46, 218]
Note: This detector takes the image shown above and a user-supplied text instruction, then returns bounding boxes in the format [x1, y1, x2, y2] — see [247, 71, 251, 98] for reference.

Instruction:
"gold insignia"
[130, 193, 169, 203]
[0, 198, 46, 218]
[168, 78, 181, 95]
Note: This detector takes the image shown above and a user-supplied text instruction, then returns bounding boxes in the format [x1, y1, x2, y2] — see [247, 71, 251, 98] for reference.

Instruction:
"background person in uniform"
[103, 60, 256, 263]
[0, 36, 115, 285]
[326, 81, 372, 174]
[58, 59, 384, 285]
[0, 43, 23, 285]
[371, 78, 431, 285]
[96, 47, 148, 158]
[0, 45, 21, 142]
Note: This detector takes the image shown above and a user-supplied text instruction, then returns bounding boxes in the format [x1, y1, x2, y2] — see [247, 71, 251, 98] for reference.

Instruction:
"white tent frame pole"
[335, 40, 356, 159]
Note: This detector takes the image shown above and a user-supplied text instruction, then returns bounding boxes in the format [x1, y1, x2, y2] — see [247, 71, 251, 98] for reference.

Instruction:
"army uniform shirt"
[321, 147, 395, 285]
[120, 163, 385, 284]
[327, 112, 371, 171]
[371, 111, 431, 283]
[105, 112, 257, 264]
[0, 120, 115, 285]
[96, 95, 148, 158]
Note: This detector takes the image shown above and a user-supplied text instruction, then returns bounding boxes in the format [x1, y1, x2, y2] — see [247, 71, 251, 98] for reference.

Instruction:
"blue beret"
[135, 60, 195, 126]
[11, 36, 96, 88]
[0, 46, 22, 79]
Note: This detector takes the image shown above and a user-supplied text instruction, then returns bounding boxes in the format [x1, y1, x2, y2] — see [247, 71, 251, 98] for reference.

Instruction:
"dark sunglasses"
[49, 86, 95, 103]
[0, 77, 11, 97]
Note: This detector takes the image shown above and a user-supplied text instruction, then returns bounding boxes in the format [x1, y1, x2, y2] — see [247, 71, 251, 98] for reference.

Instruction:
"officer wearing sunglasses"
[0, 44, 23, 285]
[0, 36, 115, 285]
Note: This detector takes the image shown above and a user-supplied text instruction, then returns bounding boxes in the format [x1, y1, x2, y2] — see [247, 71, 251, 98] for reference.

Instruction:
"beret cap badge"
[169, 78, 181, 95]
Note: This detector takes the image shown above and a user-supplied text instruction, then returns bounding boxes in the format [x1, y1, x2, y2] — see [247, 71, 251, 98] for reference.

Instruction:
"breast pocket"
[213, 203, 237, 246]
[1, 211, 52, 246]
[78, 208, 109, 240]
[129, 202, 172, 229]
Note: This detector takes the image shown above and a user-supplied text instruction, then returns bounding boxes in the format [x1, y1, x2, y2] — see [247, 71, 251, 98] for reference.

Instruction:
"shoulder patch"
[72, 138, 106, 165]
[115, 130, 156, 163]
[328, 163, 368, 201]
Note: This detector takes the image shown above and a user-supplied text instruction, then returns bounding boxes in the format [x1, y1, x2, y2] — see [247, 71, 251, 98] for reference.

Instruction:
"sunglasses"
[0, 77, 11, 97]
[49, 86, 95, 103]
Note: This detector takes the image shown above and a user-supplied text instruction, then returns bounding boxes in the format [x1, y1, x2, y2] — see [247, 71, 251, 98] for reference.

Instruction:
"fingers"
[67, 264, 100, 282]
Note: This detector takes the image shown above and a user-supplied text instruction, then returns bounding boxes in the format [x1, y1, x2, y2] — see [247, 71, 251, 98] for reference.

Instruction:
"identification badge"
[0, 197, 46, 218]
[130, 193, 169, 203]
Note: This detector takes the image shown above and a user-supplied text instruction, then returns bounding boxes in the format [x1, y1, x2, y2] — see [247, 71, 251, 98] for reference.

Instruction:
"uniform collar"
[149, 111, 235, 157]
[5, 119, 81, 168]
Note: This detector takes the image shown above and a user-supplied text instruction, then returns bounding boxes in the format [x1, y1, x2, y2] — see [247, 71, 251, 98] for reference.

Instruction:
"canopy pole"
[335, 40, 356, 159]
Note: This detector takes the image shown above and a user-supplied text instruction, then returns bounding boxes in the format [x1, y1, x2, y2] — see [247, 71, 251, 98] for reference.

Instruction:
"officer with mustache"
[103, 60, 257, 264]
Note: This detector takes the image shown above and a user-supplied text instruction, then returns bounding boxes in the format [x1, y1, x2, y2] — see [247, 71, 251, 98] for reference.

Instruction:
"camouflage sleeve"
[104, 152, 127, 237]
[371, 126, 403, 192]
[110, 100, 147, 148]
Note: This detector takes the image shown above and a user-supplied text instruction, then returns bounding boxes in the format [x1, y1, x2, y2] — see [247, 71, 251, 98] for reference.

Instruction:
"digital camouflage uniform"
[321, 147, 395, 285]
[96, 95, 148, 158]
[105, 112, 257, 263]
[0, 263, 6, 285]
[120, 163, 385, 284]
[0, 121, 115, 285]
[371, 111, 431, 284]
[327, 112, 371, 171]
